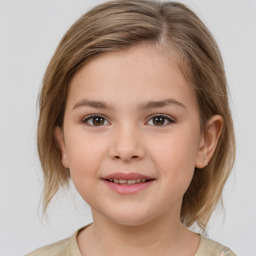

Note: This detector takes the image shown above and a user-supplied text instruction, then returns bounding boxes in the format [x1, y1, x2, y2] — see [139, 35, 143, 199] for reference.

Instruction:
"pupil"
[93, 117, 104, 125]
[153, 117, 164, 125]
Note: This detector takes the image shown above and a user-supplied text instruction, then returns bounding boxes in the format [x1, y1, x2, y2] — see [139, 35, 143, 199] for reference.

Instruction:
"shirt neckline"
[69, 225, 206, 256]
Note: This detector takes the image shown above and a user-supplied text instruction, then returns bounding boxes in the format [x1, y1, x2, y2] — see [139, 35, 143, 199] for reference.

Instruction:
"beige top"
[27, 228, 236, 256]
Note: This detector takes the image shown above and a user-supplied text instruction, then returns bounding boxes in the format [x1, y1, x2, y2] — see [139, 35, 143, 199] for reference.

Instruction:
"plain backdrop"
[0, 0, 255, 255]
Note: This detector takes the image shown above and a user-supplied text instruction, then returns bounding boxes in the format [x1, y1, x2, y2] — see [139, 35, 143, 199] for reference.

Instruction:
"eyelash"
[82, 114, 109, 126]
[82, 114, 175, 127]
[146, 114, 175, 126]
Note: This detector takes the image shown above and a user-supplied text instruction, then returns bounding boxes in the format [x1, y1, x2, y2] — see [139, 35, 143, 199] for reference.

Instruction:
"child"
[28, 0, 236, 255]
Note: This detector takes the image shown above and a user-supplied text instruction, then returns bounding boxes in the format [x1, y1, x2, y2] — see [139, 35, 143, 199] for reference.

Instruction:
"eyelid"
[82, 114, 110, 126]
[146, 113, 175, 126]
[81, 113, 175, 126]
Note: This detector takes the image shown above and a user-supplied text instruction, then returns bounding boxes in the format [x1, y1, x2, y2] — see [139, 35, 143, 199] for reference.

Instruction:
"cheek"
[65, 127, 104, 162]
[64, 130, 107, 186]
[147, 130, 199, 186]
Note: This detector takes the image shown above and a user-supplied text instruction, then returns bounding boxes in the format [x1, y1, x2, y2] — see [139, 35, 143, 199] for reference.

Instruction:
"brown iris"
[153, 116, 165, 126]
[92, 117, 105, 126]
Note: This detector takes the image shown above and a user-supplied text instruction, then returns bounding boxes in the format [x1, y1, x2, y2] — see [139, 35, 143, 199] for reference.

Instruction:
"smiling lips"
[102, 172, 155, 194]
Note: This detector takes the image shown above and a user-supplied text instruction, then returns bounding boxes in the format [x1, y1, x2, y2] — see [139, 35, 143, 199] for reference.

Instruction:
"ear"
[54, 126, 69, 168]
[195, 115, 223, 169]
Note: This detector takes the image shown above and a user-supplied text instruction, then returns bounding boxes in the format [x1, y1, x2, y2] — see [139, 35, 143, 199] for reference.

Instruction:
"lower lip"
[103, 180, 154, 194]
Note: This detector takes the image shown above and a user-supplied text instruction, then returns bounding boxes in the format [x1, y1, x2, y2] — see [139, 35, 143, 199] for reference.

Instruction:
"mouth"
[102, 172, 155, 194]
[105, 178, 152, 185]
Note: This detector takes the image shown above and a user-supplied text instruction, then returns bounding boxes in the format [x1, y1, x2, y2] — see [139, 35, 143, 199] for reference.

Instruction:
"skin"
[55, 44, 223, 256]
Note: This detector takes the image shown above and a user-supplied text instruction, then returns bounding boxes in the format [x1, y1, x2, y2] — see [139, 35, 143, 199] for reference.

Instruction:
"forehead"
[67, 44, 196, 109]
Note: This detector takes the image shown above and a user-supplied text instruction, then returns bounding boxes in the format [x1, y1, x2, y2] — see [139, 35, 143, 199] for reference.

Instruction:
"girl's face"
[56, 45, 207, 226]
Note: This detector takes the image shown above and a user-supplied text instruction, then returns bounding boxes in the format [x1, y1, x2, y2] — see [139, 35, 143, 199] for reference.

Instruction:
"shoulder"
[26, 230, 81, 256]
[26, 237, 70, 256]
[196, 235, 236, 256]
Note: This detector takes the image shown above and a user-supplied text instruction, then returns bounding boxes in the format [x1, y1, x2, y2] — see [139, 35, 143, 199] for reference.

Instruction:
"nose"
[109, 125, 146, 162]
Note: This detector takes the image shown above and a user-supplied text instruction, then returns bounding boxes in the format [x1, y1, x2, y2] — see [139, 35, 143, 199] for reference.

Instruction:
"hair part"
[37, 0, 235, 231]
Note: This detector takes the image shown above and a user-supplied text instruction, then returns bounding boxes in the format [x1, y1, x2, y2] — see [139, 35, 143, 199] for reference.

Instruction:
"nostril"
[113, 154, 140, 161]
[110, 139, 146, 161]
[114, 155, 137, 158]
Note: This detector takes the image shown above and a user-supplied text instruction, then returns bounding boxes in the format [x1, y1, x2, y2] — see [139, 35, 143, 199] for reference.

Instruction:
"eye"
[82, 114, 110, 126]
[146, 114, 175, 126]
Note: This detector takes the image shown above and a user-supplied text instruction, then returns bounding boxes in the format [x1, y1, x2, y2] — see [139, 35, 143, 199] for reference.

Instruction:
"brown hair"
[37, 0, 235, 230]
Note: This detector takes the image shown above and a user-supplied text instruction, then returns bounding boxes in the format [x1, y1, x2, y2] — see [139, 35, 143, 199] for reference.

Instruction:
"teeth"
[109, 179, 148, 184]
[127, 180, 136, 184]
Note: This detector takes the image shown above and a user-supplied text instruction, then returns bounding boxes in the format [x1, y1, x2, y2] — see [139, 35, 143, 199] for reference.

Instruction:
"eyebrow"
[72, 98, 186, 111]
[73, 99, 112, 110]
[138, 98, 186, 110]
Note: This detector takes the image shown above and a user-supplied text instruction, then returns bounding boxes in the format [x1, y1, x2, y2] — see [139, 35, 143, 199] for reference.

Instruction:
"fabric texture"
[26, 227, 236, 256]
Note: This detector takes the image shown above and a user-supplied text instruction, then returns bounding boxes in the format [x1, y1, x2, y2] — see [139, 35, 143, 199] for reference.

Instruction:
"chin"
[103, 207, 158, 227]
[112, 217, 149, 227]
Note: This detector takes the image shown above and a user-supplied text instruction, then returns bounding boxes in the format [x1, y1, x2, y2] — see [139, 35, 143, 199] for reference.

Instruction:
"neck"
[78, 209, 199, 256]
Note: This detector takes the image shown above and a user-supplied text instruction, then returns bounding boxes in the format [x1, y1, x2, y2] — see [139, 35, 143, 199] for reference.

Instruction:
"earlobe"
[195, 115, 223, 169]
[54, 126, 69, 168]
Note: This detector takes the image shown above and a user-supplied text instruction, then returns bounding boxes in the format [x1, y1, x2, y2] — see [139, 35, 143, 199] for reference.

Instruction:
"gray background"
[0, 0, 255, 255]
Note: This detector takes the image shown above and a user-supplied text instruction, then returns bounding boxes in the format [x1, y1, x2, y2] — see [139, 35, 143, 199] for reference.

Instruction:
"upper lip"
[102, 172, 154, 180]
